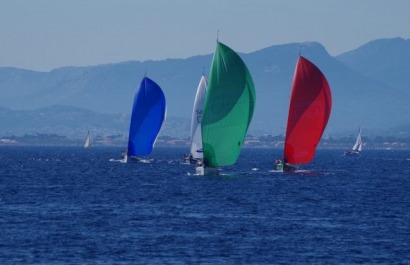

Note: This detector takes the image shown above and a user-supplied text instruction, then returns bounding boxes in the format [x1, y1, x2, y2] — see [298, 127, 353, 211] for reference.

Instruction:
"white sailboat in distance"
[345, 126, 362, 156]
[84, 131, 91, 148]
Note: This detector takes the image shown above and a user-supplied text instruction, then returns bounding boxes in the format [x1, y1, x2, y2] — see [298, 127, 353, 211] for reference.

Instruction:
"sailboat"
[196, 41, 256, 175]
[345, 126, 362, 156]
[84, 131, 91, 148]
[123, 76, 166, 163]
[184, 74, 207, 164]
[273, 55, 332, 173]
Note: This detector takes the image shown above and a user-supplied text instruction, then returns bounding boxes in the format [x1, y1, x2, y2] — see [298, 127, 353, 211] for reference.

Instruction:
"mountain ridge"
[1, 38, 409, 137]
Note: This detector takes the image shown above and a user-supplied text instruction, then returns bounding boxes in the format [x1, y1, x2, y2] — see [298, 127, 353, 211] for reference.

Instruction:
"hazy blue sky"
[1, 0, 409, 71]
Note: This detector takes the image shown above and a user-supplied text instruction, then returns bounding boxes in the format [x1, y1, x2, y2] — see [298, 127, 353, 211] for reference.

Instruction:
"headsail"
[127, 77, 166, 156]
[190, 75, 207, 159]
[284, 56, 332, 164]
[201, 41, 256, 167]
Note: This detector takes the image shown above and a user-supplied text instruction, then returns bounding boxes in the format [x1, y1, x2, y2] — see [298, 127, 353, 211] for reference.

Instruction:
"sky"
[1, 0, 410, 71]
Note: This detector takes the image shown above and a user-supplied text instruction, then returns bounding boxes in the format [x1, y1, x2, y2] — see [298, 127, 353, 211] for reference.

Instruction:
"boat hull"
[195, 166, 221, 176]
[344, 150, 360, 156]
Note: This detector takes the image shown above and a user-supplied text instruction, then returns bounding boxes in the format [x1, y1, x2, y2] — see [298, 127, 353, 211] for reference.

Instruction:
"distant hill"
[1, 38, 409, 137]
[337, 37, 410, 92]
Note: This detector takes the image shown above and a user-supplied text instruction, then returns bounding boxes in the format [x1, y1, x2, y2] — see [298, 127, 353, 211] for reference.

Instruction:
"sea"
[1, 146, 409, 265]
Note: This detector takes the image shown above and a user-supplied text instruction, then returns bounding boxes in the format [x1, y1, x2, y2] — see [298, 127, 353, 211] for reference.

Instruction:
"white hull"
[120, 154, 128, 163]
[270, 163, 297, 173]
[195, 166, 204, 175]
[195, 166, 221, 176]
[128, 156, 152, 163]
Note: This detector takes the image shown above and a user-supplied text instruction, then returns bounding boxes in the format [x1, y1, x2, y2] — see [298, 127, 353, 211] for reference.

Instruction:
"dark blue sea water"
[1, 146, 410, 264]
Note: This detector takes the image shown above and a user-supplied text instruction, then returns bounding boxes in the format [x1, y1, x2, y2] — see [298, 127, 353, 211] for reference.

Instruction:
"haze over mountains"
[1, 37, 409, 138]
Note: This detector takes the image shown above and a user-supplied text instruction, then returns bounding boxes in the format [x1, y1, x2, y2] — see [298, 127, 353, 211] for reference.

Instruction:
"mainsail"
[201, 41, 256, 167]
[127, 77, 166, 156]
[190, 75, 207, 159]
[284, 56, 332, 164]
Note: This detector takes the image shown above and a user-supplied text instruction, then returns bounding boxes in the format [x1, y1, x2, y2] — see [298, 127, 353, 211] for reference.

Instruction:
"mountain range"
[1, 37, 409, 138]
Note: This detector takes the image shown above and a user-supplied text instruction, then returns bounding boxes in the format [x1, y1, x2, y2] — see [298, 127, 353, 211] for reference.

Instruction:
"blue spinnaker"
[127, 77, 166, 156]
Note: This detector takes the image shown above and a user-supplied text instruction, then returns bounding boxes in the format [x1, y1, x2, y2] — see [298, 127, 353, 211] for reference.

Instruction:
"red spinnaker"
[284, 56, 332, 164]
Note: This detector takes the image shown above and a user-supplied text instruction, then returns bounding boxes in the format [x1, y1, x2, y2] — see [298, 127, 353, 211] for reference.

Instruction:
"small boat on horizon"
[345, 126, 363, 156]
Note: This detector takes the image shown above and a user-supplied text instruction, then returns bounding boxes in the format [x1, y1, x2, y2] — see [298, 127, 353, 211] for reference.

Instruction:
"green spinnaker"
[201, 42, 256, 167]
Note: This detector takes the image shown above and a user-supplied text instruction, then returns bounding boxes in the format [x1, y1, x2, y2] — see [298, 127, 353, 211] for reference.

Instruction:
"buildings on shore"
[1, 133, 409, 150]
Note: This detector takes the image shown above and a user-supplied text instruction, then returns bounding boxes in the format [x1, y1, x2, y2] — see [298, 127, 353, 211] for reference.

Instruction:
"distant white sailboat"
[345, 126, 362, 156]
[84, 131, 91, 148]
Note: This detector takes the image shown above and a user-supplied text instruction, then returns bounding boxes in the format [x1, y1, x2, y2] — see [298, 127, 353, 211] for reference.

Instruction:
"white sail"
[190, 75, 207, 159]
[357, 140, 362, 151]
[352, 127, 362, 152]
[84, 131, 91, 148]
